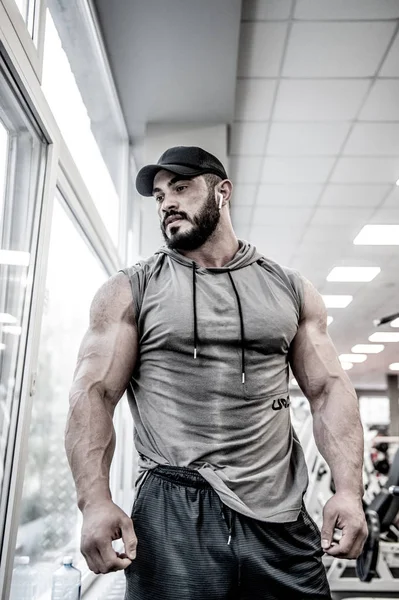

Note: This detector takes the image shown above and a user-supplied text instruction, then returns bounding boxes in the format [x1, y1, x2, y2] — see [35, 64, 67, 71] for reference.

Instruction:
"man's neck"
[177, 230, 239, 268]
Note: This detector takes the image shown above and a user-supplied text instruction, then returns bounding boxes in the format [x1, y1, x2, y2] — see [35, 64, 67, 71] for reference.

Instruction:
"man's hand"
[321, 492, 368, 559]
[81, 500, 137, 574]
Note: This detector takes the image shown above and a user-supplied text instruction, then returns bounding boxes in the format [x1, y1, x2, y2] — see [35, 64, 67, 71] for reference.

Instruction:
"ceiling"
[94, 0, 399, 391]
[93, 0, 242, 144]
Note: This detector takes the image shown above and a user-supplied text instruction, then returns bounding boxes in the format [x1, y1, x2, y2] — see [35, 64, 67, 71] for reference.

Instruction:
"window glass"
[10, 194, 108, 595]
[0, 58, 46, 512]
[360, 396, 390, 427]
[0, 122, 7, 217]
[42, 11, 120, 246]
[13, 0, 37, 40]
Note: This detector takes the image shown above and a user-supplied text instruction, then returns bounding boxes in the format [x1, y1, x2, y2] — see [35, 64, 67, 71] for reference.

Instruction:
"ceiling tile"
[369, 208, 399, 224]
[301, 223, 362, 244]
[268, 122, 350, 155]
[382, 186, 399, 208]
[253, 205, 313, 226]
[256, 184, 323, 206]
[349, 243, 397, 262]
[230, 122, 268, 155]
[242, 0, 293, 20]
[238, 22, 287, 77]
[283, 22, 396, 77]
[261, 156, 334, 183]
[235, 79, 277, 121]
[231, 184, 258, 206]
[309, 207, 374, 226]
[344, 123, 399, 156]
[274, 80, 370, 121]
[229, 156, 263, 183]
[380, 33, 399, 76]
[359, 80, 399, 122]
[232, 205, 253, 227]
[250, 225, 304, 247]
[320, 184, 391, 208]
[295, 0, 399, 19]
[234, 222, 249, 240]
[331, 157, 399, 183]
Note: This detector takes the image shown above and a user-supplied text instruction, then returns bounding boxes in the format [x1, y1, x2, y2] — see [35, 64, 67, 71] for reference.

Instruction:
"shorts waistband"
[152, 465, 211, 489]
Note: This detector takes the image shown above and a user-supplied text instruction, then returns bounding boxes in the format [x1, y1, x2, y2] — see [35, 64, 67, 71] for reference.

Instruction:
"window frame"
[1, 0, 46, 82]
[0, 2, 134, 596]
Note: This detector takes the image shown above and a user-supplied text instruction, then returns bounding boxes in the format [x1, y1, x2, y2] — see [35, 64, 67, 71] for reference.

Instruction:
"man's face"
[153, 170, 221, 251]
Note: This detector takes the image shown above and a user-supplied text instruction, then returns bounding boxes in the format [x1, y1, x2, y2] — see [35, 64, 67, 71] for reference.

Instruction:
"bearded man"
[66, 146, 367, 600]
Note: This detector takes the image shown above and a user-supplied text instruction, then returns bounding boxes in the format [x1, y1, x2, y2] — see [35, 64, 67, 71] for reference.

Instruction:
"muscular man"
[66, 146, 367, 599]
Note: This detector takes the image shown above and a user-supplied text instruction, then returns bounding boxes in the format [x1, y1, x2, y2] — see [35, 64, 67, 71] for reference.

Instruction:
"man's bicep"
[72, 272, 138, 406]
[289, 278, 343, 404]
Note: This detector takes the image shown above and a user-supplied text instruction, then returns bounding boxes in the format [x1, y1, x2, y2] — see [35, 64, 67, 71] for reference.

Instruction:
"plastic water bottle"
[10, 556, 37, 600]
[51, 556, 81, 600]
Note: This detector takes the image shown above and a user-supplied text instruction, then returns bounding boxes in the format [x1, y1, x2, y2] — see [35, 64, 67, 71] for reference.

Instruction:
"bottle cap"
[62, 556, 73, 565]
[15, 556, 30, 565]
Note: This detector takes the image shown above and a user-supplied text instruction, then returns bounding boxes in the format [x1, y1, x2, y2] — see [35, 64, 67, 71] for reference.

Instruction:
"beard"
[161, 189, 220, 251]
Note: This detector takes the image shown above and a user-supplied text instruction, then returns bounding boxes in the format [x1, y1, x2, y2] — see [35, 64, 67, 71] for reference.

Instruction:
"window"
[0, 57, 46, 512]
[13, 0, 41, 44]
[360, 396, 390, 427]
[13, 0, 33, 36]
[10, 193, 108, 595]
[0, 121, 7, 217]
[42, 8, 123, 246]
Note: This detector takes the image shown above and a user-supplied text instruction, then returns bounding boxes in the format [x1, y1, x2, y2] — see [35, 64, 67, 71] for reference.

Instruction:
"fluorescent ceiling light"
[3, 326, 22, 335]
[0, 313, 17, 324]
[391, 318, 399, 328]
[0, 343, 5, 350]
[351, 344, 384, 354]
[369, 332, 399, 343]
[339, 354, 367, 363]
[353, 225, 399, 245]
[327, 316, 333, 326]
[0, 250, 30, 266]
[327, 266, 380, 282]
[322, 295, 353, 308]
[341, 361, 353, 370]
[396, 179, 399, 186]
[389, 363, 399, 371]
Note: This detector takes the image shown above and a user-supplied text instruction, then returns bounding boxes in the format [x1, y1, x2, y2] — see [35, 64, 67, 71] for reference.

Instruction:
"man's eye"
[176, 185, 187, 192]
[155, 196, 163, 203]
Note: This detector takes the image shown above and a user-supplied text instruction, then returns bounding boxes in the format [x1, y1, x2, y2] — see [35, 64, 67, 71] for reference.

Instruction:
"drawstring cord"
[192, 262, 198, 359]
[227, 272, 246, 384]
[191, 264, 246, 384]
[221, 504, 236, 545]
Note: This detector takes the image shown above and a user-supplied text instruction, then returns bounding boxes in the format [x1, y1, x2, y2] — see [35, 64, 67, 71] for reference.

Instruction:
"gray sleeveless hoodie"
[121, 240, 309, 522]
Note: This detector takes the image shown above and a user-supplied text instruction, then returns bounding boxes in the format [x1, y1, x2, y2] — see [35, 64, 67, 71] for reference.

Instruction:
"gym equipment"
[355, 509, 380, 582]
[295, 414, 399, 594]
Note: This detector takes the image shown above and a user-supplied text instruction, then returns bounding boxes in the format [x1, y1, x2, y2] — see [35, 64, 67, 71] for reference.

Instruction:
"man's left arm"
[289, 276, 368, 559]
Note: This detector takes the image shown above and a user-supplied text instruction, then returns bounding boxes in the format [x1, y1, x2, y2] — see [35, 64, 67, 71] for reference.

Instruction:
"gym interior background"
[0, 0, 399, 598]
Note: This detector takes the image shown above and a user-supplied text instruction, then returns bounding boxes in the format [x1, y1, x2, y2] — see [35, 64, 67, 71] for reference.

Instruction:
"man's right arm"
[65, 272, 138, 573]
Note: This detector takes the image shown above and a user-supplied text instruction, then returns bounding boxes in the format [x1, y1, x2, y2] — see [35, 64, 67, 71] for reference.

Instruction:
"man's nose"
[161, 194, 179, 213]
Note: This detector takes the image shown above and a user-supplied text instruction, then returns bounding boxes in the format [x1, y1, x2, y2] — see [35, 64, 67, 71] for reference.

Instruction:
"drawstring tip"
[227, 535, 231, 545]
[194, 348, 197, 359]
[242, 373, 245, 384]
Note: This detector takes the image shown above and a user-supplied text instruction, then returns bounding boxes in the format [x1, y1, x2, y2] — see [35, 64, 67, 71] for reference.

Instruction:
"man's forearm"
[65, 384, 116, 511]
[311, 378, 364, 498]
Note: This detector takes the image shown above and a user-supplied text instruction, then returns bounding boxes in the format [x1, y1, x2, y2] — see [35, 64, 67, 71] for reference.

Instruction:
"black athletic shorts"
[124, 465, 331, 600]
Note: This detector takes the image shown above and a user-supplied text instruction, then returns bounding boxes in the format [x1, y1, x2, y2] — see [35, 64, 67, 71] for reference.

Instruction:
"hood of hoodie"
[154, 239, 262, 383]
[155, 239, 262, 272]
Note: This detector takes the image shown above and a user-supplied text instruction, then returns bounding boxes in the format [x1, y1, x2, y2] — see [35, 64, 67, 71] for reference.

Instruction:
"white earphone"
[218, 193, 223, 210]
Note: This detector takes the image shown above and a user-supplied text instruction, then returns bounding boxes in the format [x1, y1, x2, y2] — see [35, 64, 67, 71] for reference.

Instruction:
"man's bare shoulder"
[297, 276, 328, 331]
[90, 272, 135, 329]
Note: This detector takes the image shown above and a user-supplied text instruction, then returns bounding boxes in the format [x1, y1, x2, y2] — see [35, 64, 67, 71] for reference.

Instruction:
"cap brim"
[136, 164, 205, 196]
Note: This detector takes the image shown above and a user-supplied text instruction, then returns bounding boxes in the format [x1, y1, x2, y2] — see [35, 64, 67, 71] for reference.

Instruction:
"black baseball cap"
[135, 146, 228, 196]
